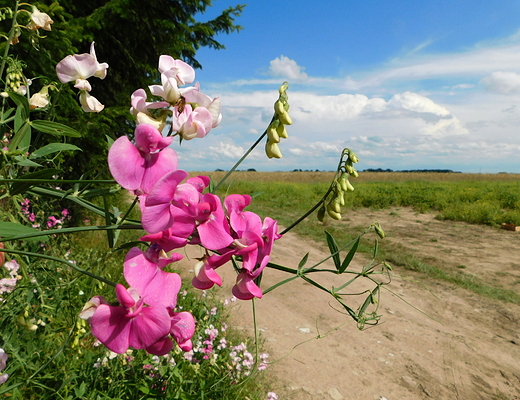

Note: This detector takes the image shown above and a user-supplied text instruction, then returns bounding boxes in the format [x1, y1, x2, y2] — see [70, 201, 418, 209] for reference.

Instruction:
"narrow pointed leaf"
[10, 168, 61, 195]
[339, 236, 360, 273]
[324, 230, 341, 271]
[8, 121, 31, 151]
[31, 120, 81, 137]
[0, 222, 48, 241]
[16, 158, 42, 167]
[31, 143, 82, 158]
[297, 252, 309, 272]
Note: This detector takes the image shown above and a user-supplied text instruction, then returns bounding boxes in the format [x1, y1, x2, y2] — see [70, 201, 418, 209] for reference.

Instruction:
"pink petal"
[124, 247, 181, 308]
[134, 124, 174, 154]
[108, 136, 145, 191]
[56, 53, 97, 83]
[170, 312, 195, 351]
[127, 307, 172, 350]
[232, 271, 263, 301]
[141, 148, 178, 194]
[90, 304, 132, 354]
[145, 336, 174, 356]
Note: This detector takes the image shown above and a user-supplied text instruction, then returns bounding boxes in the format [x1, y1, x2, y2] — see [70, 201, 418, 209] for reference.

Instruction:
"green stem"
[0, 223, 142, 242]
[0, 179, 115, 184]
[212, 117, 274, 193]
[0, 1, 19, 80]
[0, 248, 117, 287]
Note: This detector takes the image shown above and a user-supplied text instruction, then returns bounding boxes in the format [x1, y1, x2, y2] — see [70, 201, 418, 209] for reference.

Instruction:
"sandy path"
[180, 208, 520, 400]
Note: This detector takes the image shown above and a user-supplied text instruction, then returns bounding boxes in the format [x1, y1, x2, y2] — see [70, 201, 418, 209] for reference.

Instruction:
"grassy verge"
[214, 177, 520, 305]
[0, 196, 274, 399]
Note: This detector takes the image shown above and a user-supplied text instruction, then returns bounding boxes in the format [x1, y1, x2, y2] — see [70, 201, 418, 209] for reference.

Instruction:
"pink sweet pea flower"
[108, 124, 178, 195]
[123, 246, 182, 308]
[89, 284, 172, 354]
[195, 193, 234, 250]
[232, 257, 268, 300]
[171, 104, 213, 140]
[170, 311, 196, 351]
[141, 170, 195, 233]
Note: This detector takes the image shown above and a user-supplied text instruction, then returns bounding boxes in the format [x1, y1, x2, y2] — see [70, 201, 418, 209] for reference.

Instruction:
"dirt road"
[211, 208, 520, 400]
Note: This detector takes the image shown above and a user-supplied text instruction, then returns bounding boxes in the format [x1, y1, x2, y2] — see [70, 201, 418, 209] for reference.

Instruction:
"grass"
[209, 171, 520, 305]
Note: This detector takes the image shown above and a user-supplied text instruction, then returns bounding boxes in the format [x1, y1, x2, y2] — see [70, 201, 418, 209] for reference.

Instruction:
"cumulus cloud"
[480, 71, 520, 94]
[420, 116, 468, 137]
[268, 56, 309, 81]
[388, 92, 450, 116]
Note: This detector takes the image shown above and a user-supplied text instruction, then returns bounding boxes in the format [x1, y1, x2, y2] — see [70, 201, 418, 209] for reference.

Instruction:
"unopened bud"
[267, 125, 280, 143]
[373, 222, 385, 238]
[274, 100, 285, 115]
[278, 111, 293, 125]
[326, 206, 342, 220]
[279, 81, 289, 94]
[317, 205, 326, 222]
[265, 140, 283, 159]
[349, 151, 360, 164]
[276, 122, 289, 138]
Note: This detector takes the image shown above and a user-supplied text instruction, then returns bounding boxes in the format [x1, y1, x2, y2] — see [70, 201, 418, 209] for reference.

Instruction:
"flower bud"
[265, 141, 282, 159]
[326, 204, 342, 220]
[274, 100, 285, 115]
[278, 111, 293, 125]
[373, 222, 385, 238]
[267, 125, 280, 143]
[317, 205, 326, 222]
[279, 81, 289, 94]
[276, 122, 289, 138]
[349, 151, 360, 164]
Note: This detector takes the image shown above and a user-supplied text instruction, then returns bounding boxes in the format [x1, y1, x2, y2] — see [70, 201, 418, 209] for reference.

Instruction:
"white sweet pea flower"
[90, 42, 109, 79]
[79, 91, 104, 113]
[158, 55, 195, 85]
[171, 104, 213, 140]
[56, 42, 108, 83]
[29, 6, 53, 31]
[184, 85, 222, 128]
[30, 92, 49, 110]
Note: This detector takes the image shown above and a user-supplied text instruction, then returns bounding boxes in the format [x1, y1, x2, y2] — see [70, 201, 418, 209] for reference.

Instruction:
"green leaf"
[324, 230, 341, 271]
[31, 120, 81, 137]
[339, 236, 360, 274]
[297, 252, 309, 271]
[9, 168, 61, 195]
[9, 121, 31, 152]
[0, 222, 48, 242]
[31, 143, 82, 158]
[15, 158, 42, 167]
[105, 134, 114, 149]
[8, 91, 29, 116]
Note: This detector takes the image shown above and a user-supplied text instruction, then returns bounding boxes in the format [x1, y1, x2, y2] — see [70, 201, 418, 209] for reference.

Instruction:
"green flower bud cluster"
[0, 7, 13, 21]
[5, 59, 26, 92]
[265, 81, 292, 159]
[318, 148, 360, 221]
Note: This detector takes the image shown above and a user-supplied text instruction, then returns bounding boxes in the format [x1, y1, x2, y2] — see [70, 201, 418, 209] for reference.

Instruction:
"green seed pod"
[338, 190, 345, 206]
[345, 179, 355, 192]
[350, 170, 359, 178]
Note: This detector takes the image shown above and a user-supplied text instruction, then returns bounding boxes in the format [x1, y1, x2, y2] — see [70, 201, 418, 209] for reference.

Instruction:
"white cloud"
[388, 92, 450, 116]
[209, 142, 246, 159]
[480, 71, 520, 94]
[420, 116, 468, 137]
[268, 55, 309, 81]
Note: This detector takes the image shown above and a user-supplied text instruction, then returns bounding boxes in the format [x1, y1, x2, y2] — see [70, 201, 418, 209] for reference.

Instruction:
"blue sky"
[171, 0, 520, 173]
